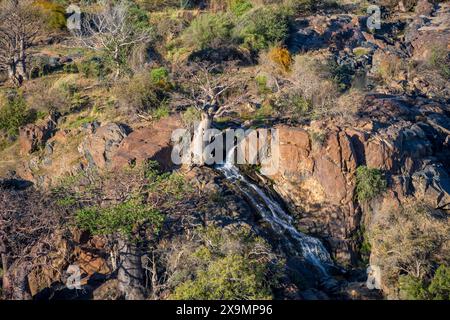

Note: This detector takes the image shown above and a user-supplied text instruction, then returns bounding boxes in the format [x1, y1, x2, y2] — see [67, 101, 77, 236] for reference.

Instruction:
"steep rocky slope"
[1, 0, 449, 300]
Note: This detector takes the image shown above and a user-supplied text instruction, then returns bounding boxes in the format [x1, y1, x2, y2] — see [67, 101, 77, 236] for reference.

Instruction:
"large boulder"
[260, 95, 450, 266]
[78, 123, 128, 169]
[111, 116, 182, 170]
[19, 114, 58, 155]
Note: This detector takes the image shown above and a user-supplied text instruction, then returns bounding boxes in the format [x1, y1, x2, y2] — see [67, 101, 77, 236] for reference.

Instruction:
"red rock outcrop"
[112, 115, 182, 170]
[19, 115, 57, 155]
[261, 95, 450, 266]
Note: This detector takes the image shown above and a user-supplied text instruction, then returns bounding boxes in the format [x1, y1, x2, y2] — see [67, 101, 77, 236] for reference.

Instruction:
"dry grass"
[369, 201, 450, 297]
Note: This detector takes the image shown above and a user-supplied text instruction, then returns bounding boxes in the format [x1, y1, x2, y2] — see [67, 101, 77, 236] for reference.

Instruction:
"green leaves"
[170, 226, 281, 300]
[236, 6, 290, 51]
[171, 254, 272, 300]
[75, 199, 164, 237]
[182, 13, 234, 50]
[0, 92, 34, 136]
[355, 166, 387, 202]
[400, 265, 450, 300]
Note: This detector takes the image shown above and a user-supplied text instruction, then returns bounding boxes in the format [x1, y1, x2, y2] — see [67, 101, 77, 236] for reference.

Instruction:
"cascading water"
[216, 147, 334, 276]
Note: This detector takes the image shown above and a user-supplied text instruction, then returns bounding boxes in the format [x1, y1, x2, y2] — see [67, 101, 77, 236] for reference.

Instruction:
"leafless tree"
[0, 185, 67, 299]
[173, 62, 249, 165]
[0, 0, 44, 86]
[74, 0, 153, 78]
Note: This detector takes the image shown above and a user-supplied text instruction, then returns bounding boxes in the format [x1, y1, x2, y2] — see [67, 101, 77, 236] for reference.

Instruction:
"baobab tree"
[0, 0, 44, 86]
[74, 0, 153, 78]
[173, 62, 249, 165]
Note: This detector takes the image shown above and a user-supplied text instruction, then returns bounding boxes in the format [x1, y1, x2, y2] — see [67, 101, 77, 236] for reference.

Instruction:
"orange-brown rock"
[19, 115, 57, 155]
[111, 115, 182, 170]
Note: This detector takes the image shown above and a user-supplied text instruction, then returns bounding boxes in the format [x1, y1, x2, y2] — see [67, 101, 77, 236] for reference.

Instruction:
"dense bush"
[228, 0, 253, 17]
[114, 71, 170, 113]
[181, 13, 234, 50]
[34, 0, 66, 30]
[150, 67, 171, 87]
[76, 199, 164, 237]
[400, 265, 450, 300]
[78, 56, 111, 79]
[235, 6, 291, 51]
[171, 253, 273, 299]
[355, 166, 386, 202]
[170, 226, 281, 300]
[0, 92, 34, 136]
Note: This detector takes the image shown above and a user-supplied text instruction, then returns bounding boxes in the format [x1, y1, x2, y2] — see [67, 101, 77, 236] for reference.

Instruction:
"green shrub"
[171, 253, 273, 300]
[115, 72, 169, 113]
[35, 0, 67, 30]
[236, 6, 290, 51]
[0, 93, 34, 136]
[429, 46, 450, 80]
[150, 67, 169, 84]
[78, 56, 110, 79]
[400, 265, 450, 300]
[399, 275, 428, 300]
[170, 226, 280, 300]
[182, 13, 234, 50]
[355, 166, 387, 202]
[255, 75, 271, 94]
[327, 59, 355, 91]
[152, 104, 170, 120]
[428, 265, 450, 300]
[229, 0, 253, 17]
[75, 199, 164, 237]
[275, 92, 311, 120]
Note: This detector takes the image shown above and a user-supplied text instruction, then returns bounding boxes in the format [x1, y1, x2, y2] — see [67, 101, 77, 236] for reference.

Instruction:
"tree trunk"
[191, 111, 212, 166]
[0, 242, 10, 298]
[18, 39, 28, 81]
[7, 61, 23, 87]
[116, 237, 145, 300]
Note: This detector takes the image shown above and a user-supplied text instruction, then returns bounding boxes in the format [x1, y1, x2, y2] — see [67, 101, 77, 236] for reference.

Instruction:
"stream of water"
[216, 147, 334, 276]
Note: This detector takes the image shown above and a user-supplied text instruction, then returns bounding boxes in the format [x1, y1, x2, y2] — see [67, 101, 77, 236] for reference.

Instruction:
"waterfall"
[216, 147, 334, 276]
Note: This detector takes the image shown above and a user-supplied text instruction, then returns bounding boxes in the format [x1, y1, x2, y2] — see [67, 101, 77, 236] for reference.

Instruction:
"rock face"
[288, 15, 365, 53]
[17, 116, 182, 188]
[19, 114, 58, 155]
[406, 1, 450, 61]
[261, 94, 450, 266]
[78, 123, 129, 169]
[112, 116, 182, 170]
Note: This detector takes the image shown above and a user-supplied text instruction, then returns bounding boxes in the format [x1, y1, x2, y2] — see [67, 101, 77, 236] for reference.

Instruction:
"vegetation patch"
[355, 166, 387, 202]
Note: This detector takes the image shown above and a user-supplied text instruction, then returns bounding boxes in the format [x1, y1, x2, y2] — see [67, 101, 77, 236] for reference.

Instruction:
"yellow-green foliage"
[400, 264, 450, 300]
[170, 226, 281, 300]
[228, 0, 253, 17]
[268, 47, 292, 72]
[34, 0, 67, 30]
[355, 166, 387, 202]
[181, 13, 234, 50]
[75, 199, 164, 237]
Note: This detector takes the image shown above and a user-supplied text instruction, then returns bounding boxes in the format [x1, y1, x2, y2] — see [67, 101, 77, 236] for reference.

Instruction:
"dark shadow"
[188, 46, 254, 66]
[0, 178, 34, 190]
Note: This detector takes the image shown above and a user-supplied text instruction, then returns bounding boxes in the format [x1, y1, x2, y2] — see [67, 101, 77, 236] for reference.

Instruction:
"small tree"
[74, 0, 153, 78]
[0, 0, 44, 86]
[173, 62, 248, 165]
